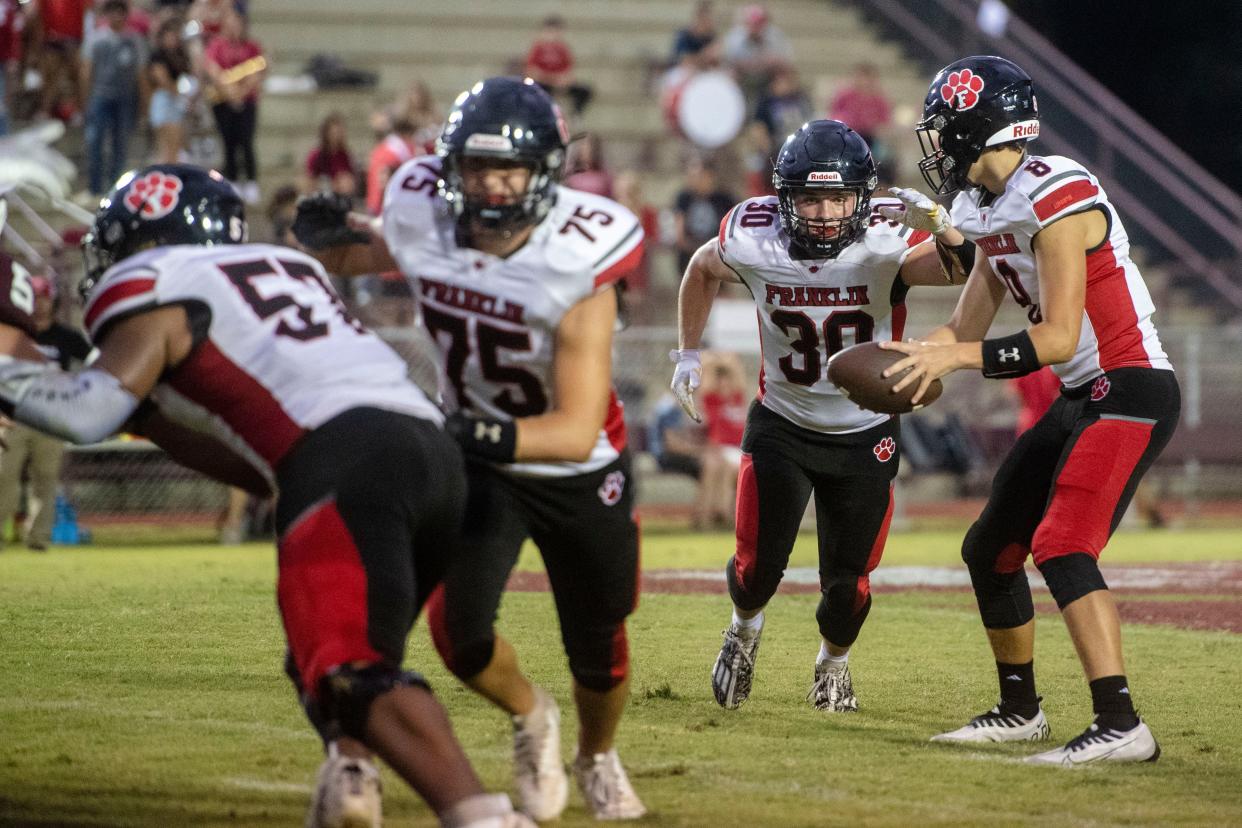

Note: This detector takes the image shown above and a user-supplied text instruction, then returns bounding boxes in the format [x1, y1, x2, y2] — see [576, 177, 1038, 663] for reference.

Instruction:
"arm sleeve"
[1, 362, 139, 444]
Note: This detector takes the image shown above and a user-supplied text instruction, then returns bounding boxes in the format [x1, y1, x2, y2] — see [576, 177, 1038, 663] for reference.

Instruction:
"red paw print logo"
[940, 69, 985, 111]
[122, 171, 184, 220]
[598, 470, 626, 506]
[873, 437, 896, 463]
[1090, 375, 1111, 402]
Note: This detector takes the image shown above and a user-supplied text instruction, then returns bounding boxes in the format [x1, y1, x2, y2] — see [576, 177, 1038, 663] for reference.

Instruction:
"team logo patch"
[123, 171, 183, 219]
[940, 68, 985, 111]
[1090, 376, 1111, 402]
[873, 437, 896, 463]
[598, 470, 626, 506]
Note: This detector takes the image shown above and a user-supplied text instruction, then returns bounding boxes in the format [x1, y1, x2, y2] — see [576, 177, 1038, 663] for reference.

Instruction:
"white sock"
[731, 609, 764, 637]
[817, 641, 849, 666]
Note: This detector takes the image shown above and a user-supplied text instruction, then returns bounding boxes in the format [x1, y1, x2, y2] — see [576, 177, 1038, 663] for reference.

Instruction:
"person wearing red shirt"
[303, 112, 356, 197]
[35, 0, 90, 120]
[366, 118, 416, 215]
[695, 353, 748, 529]
[0, 0, 24, 134]
[523, 15, 591, 114]
[203, 8, 263, 202]
[1011, 367, 1060, 436]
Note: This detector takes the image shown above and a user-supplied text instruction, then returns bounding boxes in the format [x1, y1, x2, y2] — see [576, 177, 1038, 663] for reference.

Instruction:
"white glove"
[877, 187, 951, 236]
[669, 348, 702, 423]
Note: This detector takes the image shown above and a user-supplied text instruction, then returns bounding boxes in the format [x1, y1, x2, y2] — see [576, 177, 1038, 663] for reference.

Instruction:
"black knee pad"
[962, 525, 1035, 629]
[316, 663, 430, 741]
[445, 636, 497, 682]
[1037, 552, 1108, 610]
[285, 650, 333, 743]
[726, 554, 781, 612]
[815, 576, 871, 648]
[565, 625, 628, 693]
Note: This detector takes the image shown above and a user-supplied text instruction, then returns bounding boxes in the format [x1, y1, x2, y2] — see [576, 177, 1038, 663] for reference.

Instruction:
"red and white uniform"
[719, 195, 933, 433]
[949, 154, 1172, 387]
[382, 155, 643, 478]
[83, 243, 441, 489]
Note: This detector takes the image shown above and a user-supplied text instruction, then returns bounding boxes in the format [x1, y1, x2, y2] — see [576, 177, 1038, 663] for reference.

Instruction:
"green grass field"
[2, 529, 1240, 826]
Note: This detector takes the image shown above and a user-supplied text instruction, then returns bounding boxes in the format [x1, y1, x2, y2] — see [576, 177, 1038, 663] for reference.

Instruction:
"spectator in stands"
[34, 0, 90, 122]
[303, 112, 356, 197]
[187, 0, 238, 44]
[672, 155, 735, 273]
[670, 0, 717, 65]
[266, 182, 299, 246]
[81, 0, 149, 197]
[612, 170, 658, 318]
[753, 66, 810, 144]
[147, 17, 191, 163]
[203, 8, 263, 203]
[563, 133, 612, 197]
[0, 273, 92, 551]
[741, 121, 776, 198]
[524, 15, 592, 115]
[722, 3, 793, 105]
[0, 0, 21, 136]
[647, 392, 704, 481]
[365, 116, 417, 215]
[828, 63, 894, 167]
[1010, 367, 1061, 436]
[696, 351, 747, 530]
[391, 79, 440, 152]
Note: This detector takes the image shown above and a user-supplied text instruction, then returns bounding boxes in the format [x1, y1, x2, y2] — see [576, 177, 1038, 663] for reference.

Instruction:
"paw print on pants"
[873, 436, 896, 463]
[123, 171, 184, 220]
[1090, 376, 1111, 402]
[940, 68, 985, 111]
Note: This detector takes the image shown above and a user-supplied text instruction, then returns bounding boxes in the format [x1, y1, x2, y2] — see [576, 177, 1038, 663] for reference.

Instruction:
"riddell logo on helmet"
[123, 171, 183, 220]
[1009, 120, 1040, 140]
[464, 133, 514, 153]
[808, 171, 843, 183]
[940, 69, 985, 111]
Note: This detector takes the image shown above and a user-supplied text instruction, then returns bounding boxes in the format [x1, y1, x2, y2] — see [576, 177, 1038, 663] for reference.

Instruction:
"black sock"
[996, 660, 1039, 718]
[1090, 675, 1139, 730]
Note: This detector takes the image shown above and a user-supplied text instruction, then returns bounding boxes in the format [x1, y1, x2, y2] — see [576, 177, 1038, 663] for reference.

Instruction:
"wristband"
[981, 330, 1040, 379]
[446, 412, 517, 463]
[935, 237, 976, 283]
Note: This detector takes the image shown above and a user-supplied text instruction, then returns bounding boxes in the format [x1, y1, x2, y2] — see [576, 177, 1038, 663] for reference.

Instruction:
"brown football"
[827, 342, 943, 415]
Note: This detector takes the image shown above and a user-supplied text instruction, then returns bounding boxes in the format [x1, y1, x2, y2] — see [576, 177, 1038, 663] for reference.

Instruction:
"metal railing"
[859, 0, 1242, 311]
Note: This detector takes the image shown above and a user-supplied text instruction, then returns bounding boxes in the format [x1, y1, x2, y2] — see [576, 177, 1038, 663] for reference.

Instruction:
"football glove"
[877, 187, 951, 236]
[291, 192, 372, 250]
[669, 348, 702, 423]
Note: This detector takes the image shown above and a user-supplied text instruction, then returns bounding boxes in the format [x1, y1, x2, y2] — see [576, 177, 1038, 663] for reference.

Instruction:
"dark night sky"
[1006, 0, 1242, 193]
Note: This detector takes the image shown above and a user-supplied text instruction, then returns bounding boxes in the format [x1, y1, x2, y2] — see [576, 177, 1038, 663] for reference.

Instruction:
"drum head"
[677, 71, 746, 148]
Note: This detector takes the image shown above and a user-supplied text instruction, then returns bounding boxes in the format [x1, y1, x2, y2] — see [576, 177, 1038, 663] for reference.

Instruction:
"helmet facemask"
[775, 180, 874, 259]
[439, 149, 562, 235]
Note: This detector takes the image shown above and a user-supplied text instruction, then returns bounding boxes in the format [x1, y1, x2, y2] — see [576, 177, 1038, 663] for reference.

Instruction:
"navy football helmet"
[916, 56, 1039, 194]
[81, 164, 246, 295]
[772, 119, 878, 259]
[436, 77, 569, 233]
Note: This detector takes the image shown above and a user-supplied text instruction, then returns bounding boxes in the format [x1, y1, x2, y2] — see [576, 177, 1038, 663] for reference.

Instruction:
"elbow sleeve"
[8, 366, 140, 444]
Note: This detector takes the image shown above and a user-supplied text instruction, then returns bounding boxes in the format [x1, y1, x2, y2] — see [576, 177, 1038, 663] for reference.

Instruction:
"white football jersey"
[83, 243, 442, 489]
[382, 155, 643, 478]
[719, 195, 934, 433]
[949, 154, 1172, 387]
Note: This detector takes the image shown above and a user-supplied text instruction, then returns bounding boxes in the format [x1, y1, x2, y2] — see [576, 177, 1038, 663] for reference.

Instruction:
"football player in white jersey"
[881, 56, 1179, 765]
[672, 120, 973, 713]
[295, 78, 646, 821]
[0, 165, 534, 827]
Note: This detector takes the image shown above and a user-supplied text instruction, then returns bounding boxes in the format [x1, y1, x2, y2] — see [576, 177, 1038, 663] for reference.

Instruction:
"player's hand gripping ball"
[827, 342, 943, 414]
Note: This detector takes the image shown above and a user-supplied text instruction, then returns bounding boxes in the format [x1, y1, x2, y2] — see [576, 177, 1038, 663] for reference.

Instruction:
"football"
[827, 342, 943, 414]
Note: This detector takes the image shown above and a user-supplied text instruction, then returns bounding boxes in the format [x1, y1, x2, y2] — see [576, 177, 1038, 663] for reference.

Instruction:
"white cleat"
[931, 704, 1051, 744]
[572, 749, 647, 821]
[711, 624, 762, 709]
[512, 688, 569, 821]
[1025, 718, 1160, 767]
[306, 754, 382, 828]
[439, 792, 538, 828]
[806, 662, 858, 712]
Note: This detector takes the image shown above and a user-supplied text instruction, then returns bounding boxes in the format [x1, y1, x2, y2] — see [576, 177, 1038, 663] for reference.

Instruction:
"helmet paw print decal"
[873, 437, 896, 462]
[940, 69, 985, 111]
[123, 171, 184, 220]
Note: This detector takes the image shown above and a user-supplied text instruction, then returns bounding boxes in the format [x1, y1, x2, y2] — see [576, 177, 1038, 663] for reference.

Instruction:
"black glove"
[291, 192, 372, 250]
[445, 412, 517, 463]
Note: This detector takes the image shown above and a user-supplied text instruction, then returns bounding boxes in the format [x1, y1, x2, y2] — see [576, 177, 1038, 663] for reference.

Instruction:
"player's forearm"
[0, 363, 138, 444]
[677, 266, 721, 350]
[515, 410, 603, 463]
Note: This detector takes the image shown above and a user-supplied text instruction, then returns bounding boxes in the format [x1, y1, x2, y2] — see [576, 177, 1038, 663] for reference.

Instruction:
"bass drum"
[675, 70, 746, 149]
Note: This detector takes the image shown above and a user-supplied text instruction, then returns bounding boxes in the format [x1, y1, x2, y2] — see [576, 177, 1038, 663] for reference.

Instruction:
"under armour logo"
[998, 347, 1021, 363]
[474, 422, 502, 443]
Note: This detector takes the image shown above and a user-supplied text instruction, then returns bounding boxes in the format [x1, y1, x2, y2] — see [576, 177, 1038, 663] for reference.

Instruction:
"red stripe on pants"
[993, 542, 1031, 574]
[854, 484, 895, 613]
[608, 622, 630, 687]
[1032, 418, 1154, 564]
[424, 582, 457, 675]
[732, 452, 760, 591]
[278, 499, 382, 698]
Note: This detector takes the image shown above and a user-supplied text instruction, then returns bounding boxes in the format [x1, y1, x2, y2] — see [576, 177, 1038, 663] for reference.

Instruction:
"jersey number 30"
[771, 309, 874, 386]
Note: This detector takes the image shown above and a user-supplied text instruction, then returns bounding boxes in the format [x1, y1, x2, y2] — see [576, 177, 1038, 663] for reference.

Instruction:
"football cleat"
[512, 687, 569, 821]
[806, 661, 858, 712]
[572, 749, 647, 821]
[931, 703, 1050, 743]
[711, 623, 763, 709]
[305, 753, 382, 828]
[1024, 718, 1160, 767]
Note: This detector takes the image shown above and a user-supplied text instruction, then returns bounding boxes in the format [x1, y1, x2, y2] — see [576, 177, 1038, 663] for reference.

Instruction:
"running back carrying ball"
[827, 342, 943, 413]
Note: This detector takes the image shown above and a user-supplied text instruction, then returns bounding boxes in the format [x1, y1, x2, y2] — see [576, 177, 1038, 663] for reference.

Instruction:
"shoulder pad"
[83, 248, 169, 339]
[381, 155, 446, 241]
[542, 188, 644, 290]
[1013, 155, 1100, 228]
[717, 196, 781, 268]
